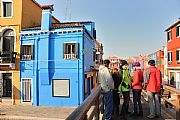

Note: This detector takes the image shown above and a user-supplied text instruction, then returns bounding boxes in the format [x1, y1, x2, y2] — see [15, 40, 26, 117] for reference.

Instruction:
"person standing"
[131, 62, 143, 116]
[98, 59, 114, 120]
[144, 60, 162, 119]
[112, 68, 122, 116]
[118, 60, 132, 120]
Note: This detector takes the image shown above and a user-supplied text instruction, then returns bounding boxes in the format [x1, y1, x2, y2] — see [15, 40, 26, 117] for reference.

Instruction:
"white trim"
[42, 11, 52, 15]
[20, 29, 83, 36]
[22, 43, 34, 45]
[167, 30, 172, 42]
[176, 25, 180, 38]
[21, 78, 32, 104]
[64, 41, 78, 43]
[0, 27, 16, 52]
[167, 67, 180, 70]
[1, 0, 13, 18]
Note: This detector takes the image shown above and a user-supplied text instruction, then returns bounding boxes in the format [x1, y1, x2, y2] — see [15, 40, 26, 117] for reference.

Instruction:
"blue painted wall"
[20, 25, 95, 106]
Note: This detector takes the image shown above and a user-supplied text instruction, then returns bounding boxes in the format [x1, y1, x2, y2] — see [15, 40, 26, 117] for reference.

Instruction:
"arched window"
[2, 29, 15, 52]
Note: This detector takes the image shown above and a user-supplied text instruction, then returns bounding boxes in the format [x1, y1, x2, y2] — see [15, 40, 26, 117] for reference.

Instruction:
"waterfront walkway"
[0, 103, 76, 120]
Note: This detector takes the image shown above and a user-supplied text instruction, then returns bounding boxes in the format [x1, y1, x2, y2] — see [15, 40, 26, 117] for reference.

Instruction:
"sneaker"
[147, 114, 155, 119]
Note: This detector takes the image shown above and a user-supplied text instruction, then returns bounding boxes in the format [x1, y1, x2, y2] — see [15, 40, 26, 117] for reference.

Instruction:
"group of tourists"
[98, 59, 162, 120]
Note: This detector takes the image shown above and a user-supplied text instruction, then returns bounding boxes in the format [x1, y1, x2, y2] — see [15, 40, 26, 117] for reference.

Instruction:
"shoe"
[147, 114, 155, 119]
[155, 115, 161, 118]
[138, 112, 143, 116]
[126, 111, 131, 114]
[130, 112, 137, 117]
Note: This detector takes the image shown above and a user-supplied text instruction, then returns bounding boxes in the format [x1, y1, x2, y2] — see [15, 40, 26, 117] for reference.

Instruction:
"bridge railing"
[162, 85, 180, 119]
[66, 85, 103, 120]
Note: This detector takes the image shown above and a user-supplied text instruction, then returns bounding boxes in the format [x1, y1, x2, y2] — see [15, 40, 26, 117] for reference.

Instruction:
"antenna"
[64, 0, 72, 21]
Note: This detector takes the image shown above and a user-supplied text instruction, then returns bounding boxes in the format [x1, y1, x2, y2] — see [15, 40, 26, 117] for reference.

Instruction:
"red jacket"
[145, 66, 162, 92]
[132, 68, 143, 90]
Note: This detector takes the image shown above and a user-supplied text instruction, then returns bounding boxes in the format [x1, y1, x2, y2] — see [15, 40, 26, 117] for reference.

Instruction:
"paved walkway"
[0, 103, 76, 120]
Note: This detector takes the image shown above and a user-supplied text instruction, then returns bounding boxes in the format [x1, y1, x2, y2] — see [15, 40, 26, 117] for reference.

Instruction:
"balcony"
[64, 54, 78, 60]
[0, 51, 17, 69]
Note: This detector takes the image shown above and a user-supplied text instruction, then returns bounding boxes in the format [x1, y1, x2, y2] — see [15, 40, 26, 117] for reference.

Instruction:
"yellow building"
[0, 0, 59, 105]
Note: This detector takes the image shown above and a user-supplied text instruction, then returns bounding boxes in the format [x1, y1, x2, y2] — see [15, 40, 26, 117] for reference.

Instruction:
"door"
[22, 79, 32, 102]
[3, 73, 12, 97]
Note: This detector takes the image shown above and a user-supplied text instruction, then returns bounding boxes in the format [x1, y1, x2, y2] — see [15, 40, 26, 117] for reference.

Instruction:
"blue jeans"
[133, 89, 143, 114]
[103, 91, 113, 120]
[147, 91, 160, 116]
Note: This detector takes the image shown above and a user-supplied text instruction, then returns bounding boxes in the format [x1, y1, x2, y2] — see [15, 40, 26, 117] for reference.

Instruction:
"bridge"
[66, 85, 180, 120]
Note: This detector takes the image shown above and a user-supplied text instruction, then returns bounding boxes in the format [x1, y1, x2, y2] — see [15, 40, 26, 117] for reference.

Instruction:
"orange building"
[165, 19, 180, 89]
[156, 50, 164, 78]
[109, 56, 121, 72]
[0, 0, 59, 105]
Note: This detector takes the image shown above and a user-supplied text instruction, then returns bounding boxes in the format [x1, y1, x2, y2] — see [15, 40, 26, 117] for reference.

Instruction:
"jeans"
[103, 91, 113, 120]
[133, 89, 143, 114]
[121, 91, 130, 116]
[147, 91, 160, 116]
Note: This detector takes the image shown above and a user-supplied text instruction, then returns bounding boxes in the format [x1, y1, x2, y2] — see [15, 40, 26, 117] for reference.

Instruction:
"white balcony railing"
[22, 55, 32, 60]
[64, 54, 78, 60]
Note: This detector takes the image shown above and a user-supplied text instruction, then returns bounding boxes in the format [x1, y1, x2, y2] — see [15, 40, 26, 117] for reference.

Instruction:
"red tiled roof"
[22, 22, 92, 31]
[165, 20, 180, 32]
[41, 4, 54, 10]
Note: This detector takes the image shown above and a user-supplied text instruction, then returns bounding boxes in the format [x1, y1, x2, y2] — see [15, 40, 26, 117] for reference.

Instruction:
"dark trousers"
[133, 89, 143, 114]
[121, 91, 130, 115]
[103, 91, 113, 119]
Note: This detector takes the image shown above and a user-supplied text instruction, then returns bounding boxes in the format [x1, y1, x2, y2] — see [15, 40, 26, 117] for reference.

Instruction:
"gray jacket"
[98, 65, 114, 93]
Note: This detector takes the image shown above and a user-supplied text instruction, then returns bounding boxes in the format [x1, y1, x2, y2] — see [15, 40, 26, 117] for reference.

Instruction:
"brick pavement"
[0, 103, 76, 120]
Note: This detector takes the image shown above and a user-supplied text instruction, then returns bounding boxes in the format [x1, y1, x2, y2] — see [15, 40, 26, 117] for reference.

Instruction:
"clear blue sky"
[37, 0, 180, 59]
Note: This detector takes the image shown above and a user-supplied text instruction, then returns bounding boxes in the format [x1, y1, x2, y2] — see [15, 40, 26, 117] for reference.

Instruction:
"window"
[2, 1, 12, 17]
[168, 51, 172, 62]
[176, 50, 180, 63]
[22, 79, 32, 102]
[21, 45, 34, 60]
[63, 43, 79, 60]
[167, 31, 172, 41]
[52, 79, 70, 97]
[176, 25, 180, 37]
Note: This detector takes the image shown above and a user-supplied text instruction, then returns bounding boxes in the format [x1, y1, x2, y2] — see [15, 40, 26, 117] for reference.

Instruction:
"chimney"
[41, 4, 54, 31]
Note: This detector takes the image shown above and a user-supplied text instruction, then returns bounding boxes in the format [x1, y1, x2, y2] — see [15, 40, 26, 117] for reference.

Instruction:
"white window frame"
[21, 44, 34, 60]
[168, 51, 172, 63]
[177, 49, 180, 63]
[1, 0, 13, 18]
[63, 42, 79, 60]
[167, 30, 172, 42]
[21, 78, 32, 102]
[52, 79, 70, 97]
[176, 24, 180, 38]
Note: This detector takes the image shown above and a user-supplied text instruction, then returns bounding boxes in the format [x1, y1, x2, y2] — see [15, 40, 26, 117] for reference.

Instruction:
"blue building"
[20, 5, 96, 106]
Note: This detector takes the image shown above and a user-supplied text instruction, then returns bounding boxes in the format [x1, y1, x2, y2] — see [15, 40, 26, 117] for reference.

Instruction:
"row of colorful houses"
[0, 0, 103, 106]
[121, 19, 180, 90]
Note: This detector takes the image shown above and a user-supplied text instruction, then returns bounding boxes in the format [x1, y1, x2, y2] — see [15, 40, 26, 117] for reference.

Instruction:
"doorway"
[2, 73, 12, 97]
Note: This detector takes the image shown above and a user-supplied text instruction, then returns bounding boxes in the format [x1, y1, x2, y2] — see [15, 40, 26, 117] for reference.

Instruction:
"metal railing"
[66, 85, 103, 120]
[64, 54, 78, 60]
[21, 55, 33, 60]
[161, 85, 180, 119]
[0, 51, 17, 63]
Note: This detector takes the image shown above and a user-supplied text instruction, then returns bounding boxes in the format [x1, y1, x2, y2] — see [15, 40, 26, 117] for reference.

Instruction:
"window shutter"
[75, 43, 79, 59]
[168, 52, 170, 61]
[31, 45, 34, 60]
[63, 43, 66, 59]
[176, 50, 179, 61]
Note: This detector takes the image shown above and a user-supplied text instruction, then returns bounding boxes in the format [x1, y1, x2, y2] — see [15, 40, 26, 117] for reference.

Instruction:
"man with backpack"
[144, 60, 162, 119]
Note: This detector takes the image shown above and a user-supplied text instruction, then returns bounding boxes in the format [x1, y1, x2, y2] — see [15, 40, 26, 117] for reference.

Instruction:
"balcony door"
[2, 29, 15, 52]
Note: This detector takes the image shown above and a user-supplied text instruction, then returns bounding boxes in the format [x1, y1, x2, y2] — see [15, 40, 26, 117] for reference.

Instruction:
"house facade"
[0, 0, 59, 105]
[109, 56, 121, 72]
[165, 19, 180, 90]
[20, 5, 96, 106]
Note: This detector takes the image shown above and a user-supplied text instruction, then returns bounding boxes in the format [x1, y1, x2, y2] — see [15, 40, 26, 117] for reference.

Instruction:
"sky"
[37, 0, 180, 59]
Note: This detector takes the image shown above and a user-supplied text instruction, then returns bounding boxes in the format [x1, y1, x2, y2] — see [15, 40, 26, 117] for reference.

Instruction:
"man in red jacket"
[131, 62, 143, 117]
[144, 60, 162, 119]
